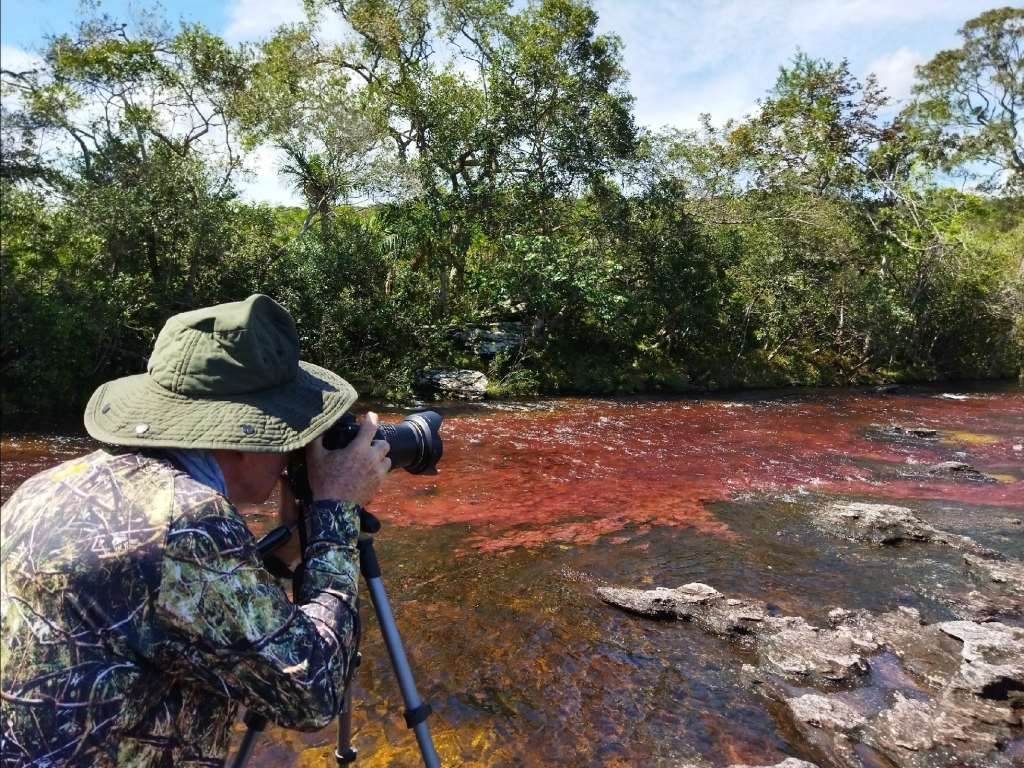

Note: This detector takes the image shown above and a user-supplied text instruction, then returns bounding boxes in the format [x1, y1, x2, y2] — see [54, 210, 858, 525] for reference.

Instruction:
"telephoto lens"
[323, 411, 444, 474]
[288, 411, 444, 506]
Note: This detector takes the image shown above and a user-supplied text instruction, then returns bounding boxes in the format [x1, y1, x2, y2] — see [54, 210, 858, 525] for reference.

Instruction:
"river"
[1, 382, 1021, 766]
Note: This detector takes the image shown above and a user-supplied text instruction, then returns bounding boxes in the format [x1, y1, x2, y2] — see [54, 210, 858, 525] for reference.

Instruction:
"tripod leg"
[358, 535, 441, 768]
[230, 710, 268, 768]
[335, 662, 359, 766]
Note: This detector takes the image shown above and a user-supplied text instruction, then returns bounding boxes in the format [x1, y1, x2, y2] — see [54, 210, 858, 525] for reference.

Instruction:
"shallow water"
[2, 382, 1022, 766]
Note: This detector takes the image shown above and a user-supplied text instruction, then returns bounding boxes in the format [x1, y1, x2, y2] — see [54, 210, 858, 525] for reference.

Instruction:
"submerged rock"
[415, 368, 488, 400]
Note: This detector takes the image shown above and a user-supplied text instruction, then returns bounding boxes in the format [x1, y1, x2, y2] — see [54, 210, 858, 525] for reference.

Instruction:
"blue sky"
[1, 0, 1000, 202]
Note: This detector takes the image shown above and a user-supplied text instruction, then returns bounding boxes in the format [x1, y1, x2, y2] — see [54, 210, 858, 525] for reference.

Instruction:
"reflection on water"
[1, 383, 1021, 766]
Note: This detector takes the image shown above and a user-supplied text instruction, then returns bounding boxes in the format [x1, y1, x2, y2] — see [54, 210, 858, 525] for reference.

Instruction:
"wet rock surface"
[599, 583, 1024, 767]
[868, 423, 936, 439]
[682, 758, 820, 768]
[964, 553, 1024, 598]
[811, 502, 1000, 554]
[923, 461, 997, 482]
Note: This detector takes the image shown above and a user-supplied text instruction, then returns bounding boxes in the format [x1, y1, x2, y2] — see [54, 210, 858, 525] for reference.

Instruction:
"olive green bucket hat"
[85, 295, 357, 452]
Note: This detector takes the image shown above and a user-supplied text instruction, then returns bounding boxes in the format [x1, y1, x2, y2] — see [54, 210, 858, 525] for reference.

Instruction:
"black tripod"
[233, 511, 441, 768]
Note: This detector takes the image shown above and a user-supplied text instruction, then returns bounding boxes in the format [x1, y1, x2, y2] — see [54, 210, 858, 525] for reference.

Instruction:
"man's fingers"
[353, 412, 379, 448]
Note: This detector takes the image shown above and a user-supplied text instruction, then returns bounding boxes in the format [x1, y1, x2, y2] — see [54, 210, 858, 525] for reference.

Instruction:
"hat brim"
[84, 362, 358, 452]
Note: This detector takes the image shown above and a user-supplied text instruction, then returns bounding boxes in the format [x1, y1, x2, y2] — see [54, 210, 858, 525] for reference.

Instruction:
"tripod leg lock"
[335, 746, 358, 765]
[403, 703, 433, 729]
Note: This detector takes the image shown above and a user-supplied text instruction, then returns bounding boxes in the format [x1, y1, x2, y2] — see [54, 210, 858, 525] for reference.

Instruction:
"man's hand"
[307, 412, 391, 507]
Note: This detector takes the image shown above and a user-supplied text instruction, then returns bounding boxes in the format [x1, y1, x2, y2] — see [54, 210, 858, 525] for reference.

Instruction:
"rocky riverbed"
[599, 501, 1024, 768]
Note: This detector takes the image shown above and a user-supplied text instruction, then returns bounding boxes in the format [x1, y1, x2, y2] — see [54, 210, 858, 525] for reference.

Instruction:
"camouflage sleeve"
[154, 496, 361, 732]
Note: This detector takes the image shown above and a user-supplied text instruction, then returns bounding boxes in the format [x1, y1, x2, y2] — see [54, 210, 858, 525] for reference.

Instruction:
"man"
[0, 294, 390, 766]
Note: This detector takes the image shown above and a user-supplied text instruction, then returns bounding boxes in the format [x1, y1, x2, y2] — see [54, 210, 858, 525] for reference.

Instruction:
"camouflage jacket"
[1, 449, 361, 767]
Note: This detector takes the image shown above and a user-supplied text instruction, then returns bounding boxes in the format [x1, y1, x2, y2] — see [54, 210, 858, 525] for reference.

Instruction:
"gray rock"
[601, 582, 1024, 768]
[964, 553, 1024, 597]
[813, 502, 998, 555]
[924, 461, 996, 482]
[786, 693, 867, 730]
[415, 368, 488, 400]
[937, 621, 1024, 700]
[868, 423, 937, 438]
[598, 583, 875, 684]
[596, 582, 767, 637]
[760, 616, 878, 683]
[448, 323, 526, 356]
[726, 760, 820, 768]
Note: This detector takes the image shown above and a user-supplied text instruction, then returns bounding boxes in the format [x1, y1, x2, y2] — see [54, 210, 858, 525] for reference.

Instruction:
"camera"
[288, 411, 444, 505]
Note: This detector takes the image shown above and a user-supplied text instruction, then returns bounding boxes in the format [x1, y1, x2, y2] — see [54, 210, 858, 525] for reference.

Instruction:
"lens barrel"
[322, 411, 443, 475]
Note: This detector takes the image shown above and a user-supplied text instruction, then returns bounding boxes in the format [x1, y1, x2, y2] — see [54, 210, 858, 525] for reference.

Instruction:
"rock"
[415, 368, 488, 400]
[935, 589, 1024, 623]
[867, 423, 937, 438]
[601, 582, 1024, 768]
[599, 584, 875, 684]
[786, 693, 867, 730]
[924, 461, 996, 482]
[869, 609, 963, 689]
[597, 582, 768, 637]
[726, 760, 820, 768]
[870, 692, 987, 752]
[965, 553, 1024, 597]
[448, 323, 526, 356]
[814, 502, 994, 554]
[760, 616, 878, 683]
[937, 621, 1024, 700]
[872, 384, 899, 394]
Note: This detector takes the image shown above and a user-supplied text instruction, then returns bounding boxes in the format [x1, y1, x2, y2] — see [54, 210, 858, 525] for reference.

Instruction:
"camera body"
[288, 411, 444, 504]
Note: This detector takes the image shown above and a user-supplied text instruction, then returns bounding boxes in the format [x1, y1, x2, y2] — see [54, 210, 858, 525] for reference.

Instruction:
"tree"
[908, 7, 1024, 192]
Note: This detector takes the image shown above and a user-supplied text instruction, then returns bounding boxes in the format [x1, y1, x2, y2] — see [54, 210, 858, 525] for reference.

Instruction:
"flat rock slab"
[937, 620, 1024, 700]
[760, 616, 878, 683]
[813, 502, 999, 555]
[596, 582, 769, 637]
[965, 553, 1024, 598]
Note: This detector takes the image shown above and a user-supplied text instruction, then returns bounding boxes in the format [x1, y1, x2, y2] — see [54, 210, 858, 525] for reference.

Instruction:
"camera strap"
[292, 502, 310, 597]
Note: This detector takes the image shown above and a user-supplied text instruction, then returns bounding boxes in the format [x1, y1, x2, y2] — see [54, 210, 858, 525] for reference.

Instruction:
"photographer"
[0, 295, 390, 766]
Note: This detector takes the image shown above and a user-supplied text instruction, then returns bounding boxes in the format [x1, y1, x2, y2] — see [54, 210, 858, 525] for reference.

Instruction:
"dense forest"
[1, 2, 1021, 412]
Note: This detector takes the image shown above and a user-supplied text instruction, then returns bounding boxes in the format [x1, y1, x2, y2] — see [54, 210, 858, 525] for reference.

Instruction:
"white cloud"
[223, 0, 306, 43]
[223, 0, 348, 43]
[593, 0, 993, 129]
[237, 144, 303, 206]
[0, 43, 42, 73]
[868, 47, 926, 104]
